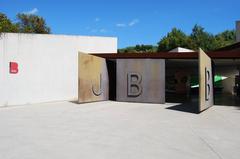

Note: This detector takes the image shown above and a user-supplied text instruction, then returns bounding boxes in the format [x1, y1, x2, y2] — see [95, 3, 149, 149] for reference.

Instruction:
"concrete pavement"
[0, 101, 240, 159]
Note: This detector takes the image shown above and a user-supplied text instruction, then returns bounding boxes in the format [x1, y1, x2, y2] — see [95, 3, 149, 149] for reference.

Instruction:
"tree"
[16, 13, 50, 34]
[157, 28, 189, 51]
[118, 46, 137, 53]
[189, 25, 216, 51]
[0, 13, 19, 33]
[135, 44, 157, 52]
[214, 30, 235, 48]
[1, 12, 51, 34]
[157, 25, 236, 52]
[118, 44, 157, 53]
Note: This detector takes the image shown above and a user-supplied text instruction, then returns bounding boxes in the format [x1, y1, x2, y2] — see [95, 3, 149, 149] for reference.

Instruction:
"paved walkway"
[0, 101, 240, 159]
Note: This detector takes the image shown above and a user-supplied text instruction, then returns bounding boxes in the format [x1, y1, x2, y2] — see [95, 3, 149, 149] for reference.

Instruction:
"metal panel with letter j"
[78, 52, 109, 103]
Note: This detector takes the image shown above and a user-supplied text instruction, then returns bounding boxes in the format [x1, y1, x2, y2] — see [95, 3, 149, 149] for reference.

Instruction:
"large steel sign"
[117, 59, 165, 103]
[78, 53, 109, 103]
[199, 49, 214, 112]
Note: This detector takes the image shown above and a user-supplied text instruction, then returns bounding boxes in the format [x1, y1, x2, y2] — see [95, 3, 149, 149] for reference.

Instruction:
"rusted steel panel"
[91, 51, 240, 59]
[78, 53, 109, 103]
[117, 59, 165, 104]
[199, 49, 214, 112]
[93, 52, 198, 59]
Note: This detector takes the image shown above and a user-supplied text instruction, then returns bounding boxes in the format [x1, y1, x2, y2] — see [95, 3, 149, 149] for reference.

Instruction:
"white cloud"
[128, 19, 139, 26]
[116, 19, 139, 28]
[116, 23, 127, 27]
[95, 18, 100, 22]
[23, 8, 38, 14]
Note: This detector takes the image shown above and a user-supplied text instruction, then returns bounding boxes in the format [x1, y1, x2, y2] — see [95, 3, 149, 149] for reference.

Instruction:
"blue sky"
[1, 0, 239, 48]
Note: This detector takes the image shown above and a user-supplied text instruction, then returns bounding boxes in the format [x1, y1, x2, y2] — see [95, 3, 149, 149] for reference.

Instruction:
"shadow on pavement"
[166, 101, 199, 114]
[69, 100, 79, 104]
[166, 94, 199, 114]
[166, 93, 240, 114]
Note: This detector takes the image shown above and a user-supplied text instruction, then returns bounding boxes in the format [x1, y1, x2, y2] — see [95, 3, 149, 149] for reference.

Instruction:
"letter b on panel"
[205, 67, 211, 101]
[78, 53, 109, 103]
[127, 73, 142, 97]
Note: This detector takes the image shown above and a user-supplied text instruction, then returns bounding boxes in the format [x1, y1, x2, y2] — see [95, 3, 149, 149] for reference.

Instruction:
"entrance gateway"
[78, 49, 214, 113]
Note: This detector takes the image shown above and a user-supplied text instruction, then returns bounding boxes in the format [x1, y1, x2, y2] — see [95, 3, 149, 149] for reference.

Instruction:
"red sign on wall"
[9, 62, 19, 74]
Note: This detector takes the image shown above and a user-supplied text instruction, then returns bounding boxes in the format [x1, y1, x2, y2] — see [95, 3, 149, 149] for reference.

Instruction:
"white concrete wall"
[0, 33, 117, 107]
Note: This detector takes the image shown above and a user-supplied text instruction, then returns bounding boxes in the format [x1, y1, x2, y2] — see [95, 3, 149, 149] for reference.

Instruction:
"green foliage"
[16, 13, 50, 34]
[157, 24, 236, 52]
[0, 13, 19, 33]
[118, 46, 136, 53]
[0, 12, 50, 34]
[118, 44, 157, 53]
[214, 30, 236, 48]
[135, 44, 157, 52]
[188, 25, 216, 51]
[157, 28, 190, 51]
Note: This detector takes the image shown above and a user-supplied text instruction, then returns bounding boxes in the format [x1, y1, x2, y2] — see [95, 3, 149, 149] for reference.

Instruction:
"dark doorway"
[165, 59, 199, 103]
[107, 60, 116, 100]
